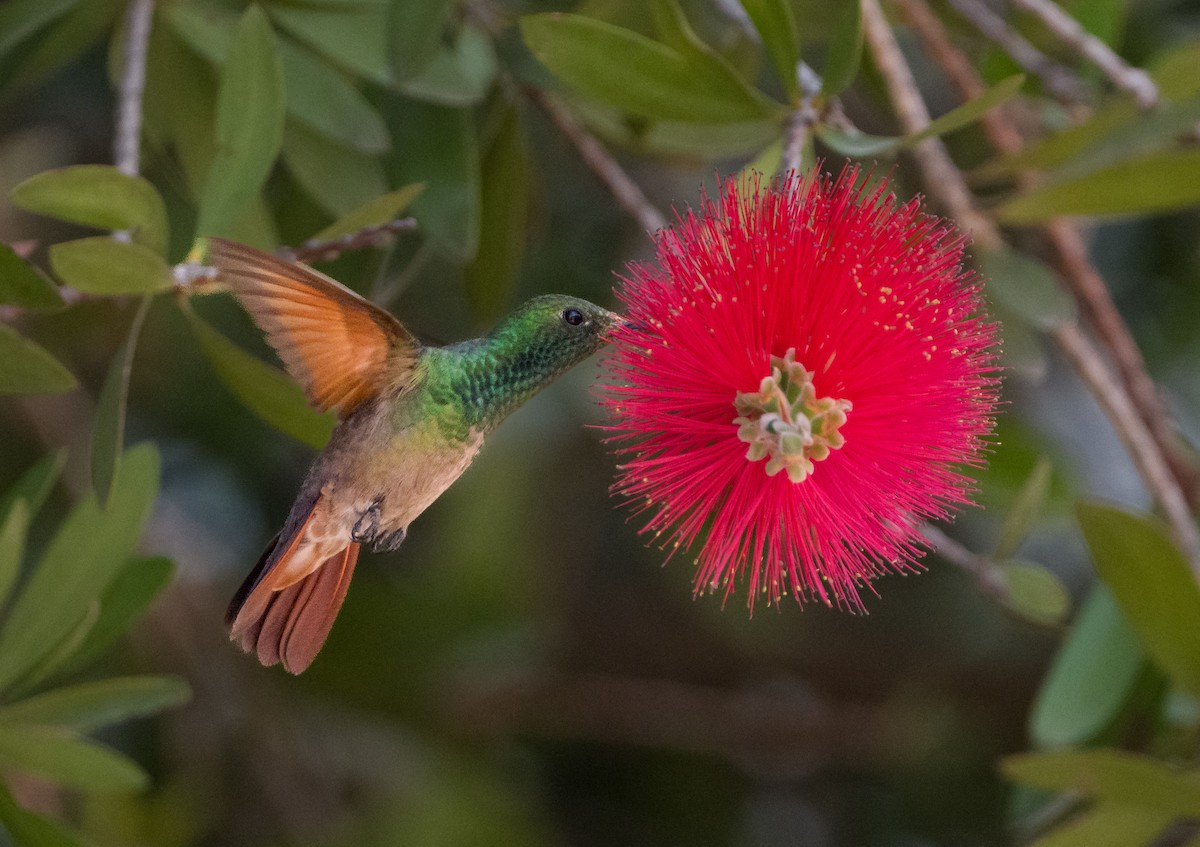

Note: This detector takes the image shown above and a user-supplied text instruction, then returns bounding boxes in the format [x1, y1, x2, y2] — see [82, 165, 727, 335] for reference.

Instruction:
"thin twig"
[280, 218, 418, 264]
[921, 524, 1009, 602]
[114, 0, 154, 179]
[523, 85, 668, 234]
[947, 0, 1087, 106]
[1011, 0, 1158, 108]
[781, 68, 821, 175]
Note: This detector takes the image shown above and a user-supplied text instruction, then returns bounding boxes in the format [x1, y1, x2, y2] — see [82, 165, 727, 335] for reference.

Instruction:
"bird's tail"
[226, 494, 359, 674]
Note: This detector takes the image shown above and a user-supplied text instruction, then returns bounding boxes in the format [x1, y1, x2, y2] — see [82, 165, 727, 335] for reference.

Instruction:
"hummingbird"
[195, 238, 621, 674]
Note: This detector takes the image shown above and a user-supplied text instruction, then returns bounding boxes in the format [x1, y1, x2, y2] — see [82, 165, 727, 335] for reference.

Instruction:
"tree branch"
[114, 0, 154, 180]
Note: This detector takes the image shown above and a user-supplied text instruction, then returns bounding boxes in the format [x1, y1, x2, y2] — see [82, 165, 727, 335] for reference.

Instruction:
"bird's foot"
[351, 499, 382, 544]
[373, 527, 407, 553]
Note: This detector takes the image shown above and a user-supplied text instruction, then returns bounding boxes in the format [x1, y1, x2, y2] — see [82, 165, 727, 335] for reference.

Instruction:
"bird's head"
[490, 294, 623, 375]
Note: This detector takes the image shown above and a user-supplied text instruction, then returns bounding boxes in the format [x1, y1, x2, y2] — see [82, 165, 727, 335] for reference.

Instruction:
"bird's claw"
[351, 500, 382, 544]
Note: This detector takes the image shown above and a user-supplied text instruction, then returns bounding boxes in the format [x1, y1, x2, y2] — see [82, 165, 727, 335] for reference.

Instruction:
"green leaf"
[196, 5, 285, 239]
[91, 296, 152, 506]
[0, 724, 148, 794]
[0, 0, 81, 63]
[0, 501, 29, 618]
[572, 99, 779, 158]
[0, 244, 63, 309]
[904, 74, 1025, 147]
[1078, 502, 1200, 697]
[0, 780, 85, 847]
[1000, 559, 1070, 626]
[464, 105, 530, 325]
[0, 450, 67, 526]
[738, 0, 800, 97]
[815, 127, 902, 157]
[282, 121, 389, 218]
[0, 675, 190, 732]
[521, 13, 778, 124]
[383, 99, 480, 260]
[1003, 749, 1200, 817]
[995, 457, 1053, 560]
[1027, 804, 1176, 847]
[267, 0, 392, 86]
[389, 0, 453, 81]
[49, 237, 173, 294]
[310, 184, 424, 243]
[400, 24, 498, 108]
[996, 149, 1200, 222]
[11, 165, 169, 256]
[1030, 586, 1145, 749]
[0, 445, 159, 694]
[0, 323, 77, 395]
[821, 0, 862, 97]
[187, 308, 334, 448]
[979, 246, 1076, 330]
[279, 38, 390, 154]
[1, 0, 121, 101]
[65, 556, 175, 672]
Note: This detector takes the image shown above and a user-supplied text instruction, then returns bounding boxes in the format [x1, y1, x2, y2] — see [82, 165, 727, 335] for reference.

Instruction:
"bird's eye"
[562, 308, 585, 327]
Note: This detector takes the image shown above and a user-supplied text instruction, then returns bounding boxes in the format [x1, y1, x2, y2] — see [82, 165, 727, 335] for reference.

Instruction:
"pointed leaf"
[903, 74, 1025, 148]
[995, 457, 1053, 560]
[0, 324, 77, 395]
[0, 445, 159, 694]
[11, 165, 168, 256]
[0, 675, 189, 732]
[1030, 586, 1145, 749]
[738, 0, 800, 97]
[310, 184, 424, 244]
[389, 0, 453, 81]
[91, 296, 151, 506]
[821, 0, 862, 96]
[0, 724, 148, 793]
[0, 450, 66, 526]
[282, 122, 388, 218]
[999, 559, 1070, 626]
[1077, 502, 1200, 697]
[400, 24, 497, 107]
[0, 501, 29, 618]
[816, 127, 902, 157]
[279, 38, 390, 154]
[65, 556, 176, 672]
[1027, 805, 1175, 847]
[187, 309, 334, 448]
[0, 244, 63, 309]
[997, 149, 1200, 222]
[521, 13, 778, 123]
[49, 238, 172, 294]
[979, 246, 1076, 330]
[267, 0, 392, 85]
[196, 5, 285, 238]
[0, 780, 85, 847]
[1003, 749, 1200, 816]
[465, 105, 530, 324]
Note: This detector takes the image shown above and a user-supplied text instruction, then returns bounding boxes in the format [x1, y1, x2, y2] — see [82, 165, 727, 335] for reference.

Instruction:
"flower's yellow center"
[733, 348, 852, 483]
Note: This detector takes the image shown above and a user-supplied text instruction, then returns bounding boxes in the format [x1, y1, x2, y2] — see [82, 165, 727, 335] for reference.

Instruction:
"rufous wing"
[198, 237, 420, 417]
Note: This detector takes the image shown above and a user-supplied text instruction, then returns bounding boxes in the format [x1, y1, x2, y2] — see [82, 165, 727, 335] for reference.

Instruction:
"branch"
[523, 86, 668, 234]
[279, 217, 418, 264]
[1011, 0, 1158, 108]
[114, 0, 154, 179]
[920, 524, 1010, 603]
[780, 68, 821, 175]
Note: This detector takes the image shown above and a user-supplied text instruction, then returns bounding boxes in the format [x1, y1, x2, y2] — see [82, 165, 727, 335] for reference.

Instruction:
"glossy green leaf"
[267, 0, 392, 85]
[400, 24, 498, 107]
[979, 246, 1076, 329]
[571, 99, 779, 158]
[11, 166, 169, 256]
[0, 675, 189, 732]
[995, 457, 1053, 560]
[738, 0, 799, 97]
[0, 0, 81, 63]
[815, 127, 902, 157]
[0, 445, 158, 694]
[1000, 559, 1070, 626]
[0, 450, 66, 526]
[1027, 804, 1175, 847]
[383, 99, 480, 260]
[0, 724, 148, 793]
[465, 105, 530, 325]
[0, 323, 77, 395]
[187, 309, 334, 448]
[65, 556, 175, 672]
[279, 38, 390, 154]
[49, 237, 173, 294]
[0, 780, 85, 847]
[91, 296, 152, 506]
[282, 122, 389, 218]
[521, 13, 778, 124]
[310, 184, 424, 243]
[821, 0, 862, 96]
[997, 149, 1200, 222]
[196, 5, 285, 238]
[1030, 586, 1145, 749]
[389, 0, 454, 81]
[1078, 502, 1200, 697]
[1003, 749, 1200, 816]
[0, 244, 63, 309]
[0, 501, 29, 618]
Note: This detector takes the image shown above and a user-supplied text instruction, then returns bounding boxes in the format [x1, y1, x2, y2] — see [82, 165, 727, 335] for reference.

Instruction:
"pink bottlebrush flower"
[601, 167, 1001, 610]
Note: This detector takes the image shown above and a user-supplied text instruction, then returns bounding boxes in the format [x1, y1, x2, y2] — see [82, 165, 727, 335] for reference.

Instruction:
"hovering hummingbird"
[195, 238, 621, 674]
